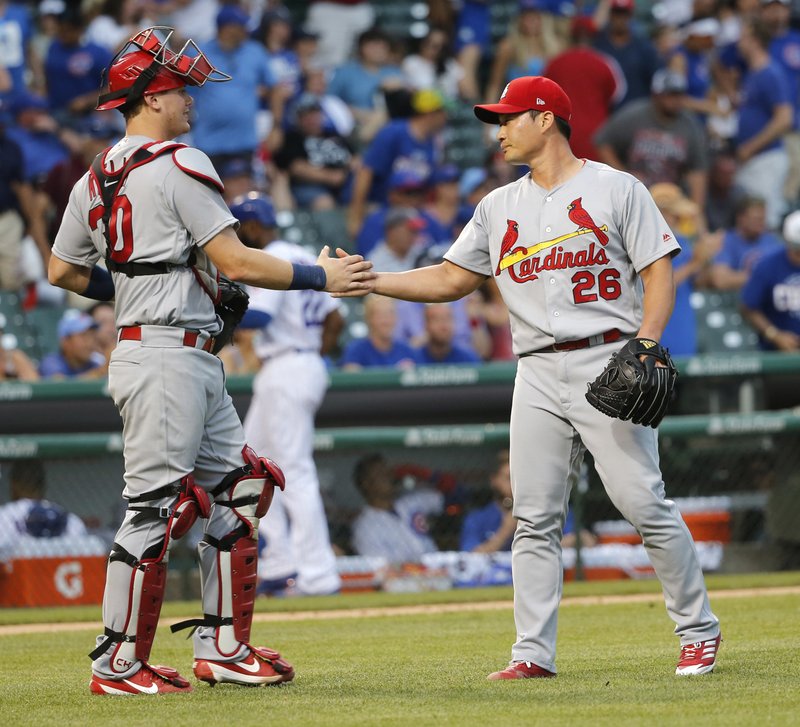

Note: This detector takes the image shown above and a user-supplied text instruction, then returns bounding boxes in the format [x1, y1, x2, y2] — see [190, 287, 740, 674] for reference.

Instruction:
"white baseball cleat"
[193, 645, 294, 686]
[675, 634, 722, 675]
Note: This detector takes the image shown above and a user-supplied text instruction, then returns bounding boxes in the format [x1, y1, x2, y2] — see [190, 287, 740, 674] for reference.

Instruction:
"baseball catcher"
[585, 338, 678, 428]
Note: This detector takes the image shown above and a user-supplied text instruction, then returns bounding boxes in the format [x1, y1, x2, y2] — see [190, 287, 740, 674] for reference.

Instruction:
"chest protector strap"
[90, 142, 192, 277]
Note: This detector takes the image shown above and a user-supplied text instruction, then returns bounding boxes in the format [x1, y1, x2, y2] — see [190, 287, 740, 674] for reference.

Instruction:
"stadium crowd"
[2, 0, 800, 380]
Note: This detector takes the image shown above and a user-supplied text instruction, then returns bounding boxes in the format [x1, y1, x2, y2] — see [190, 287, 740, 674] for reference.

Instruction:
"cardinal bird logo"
[567, 198, 609, 246]
[497, 219, 524, 275]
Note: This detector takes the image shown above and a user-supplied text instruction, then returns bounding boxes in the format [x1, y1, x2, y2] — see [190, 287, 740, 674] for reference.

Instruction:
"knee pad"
[128, 474, 211, 543]
[210, 445, 285, 538]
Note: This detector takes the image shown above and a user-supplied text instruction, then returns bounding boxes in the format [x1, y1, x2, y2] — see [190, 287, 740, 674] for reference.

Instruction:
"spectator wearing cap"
[420, 164, 463, 254]
[543, 15, 625, 161]
[594, 68, 709, 210]
[741, 208, 800, 351]
[326, 27, 404, 136]
[219, 158, 258, 205]
[355, 168, 430, 257]
[273, 92, 355, 210]
[592, 0, 660, 108]
[401, 26, 467, 102]
[485, 0, 566, 108]
[347, 88, 447, 237]
[0, 313, 39, 380]
[0, 0, 33, 105]
[339, 294, 419, 370]
[0, 459, 88, 562]
[44, 6, 112, 119]
[709, 196, 783, 291]
[733, 18, 793, 229]
[298, 61, 355, 138]
[304, 0, 375, 69]
[39, 309, 106, 378]
[188, 5, 274, 170]
[368, 207, 427, 273]
[665, 18, 727, 122]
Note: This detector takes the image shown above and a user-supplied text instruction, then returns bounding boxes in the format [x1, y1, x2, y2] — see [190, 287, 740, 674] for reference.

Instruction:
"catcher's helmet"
[230, 193, 277, 228]
[97, 26, 230, 112]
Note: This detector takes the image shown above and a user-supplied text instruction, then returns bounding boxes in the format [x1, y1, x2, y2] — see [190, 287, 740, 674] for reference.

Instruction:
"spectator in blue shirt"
[592, 0, 660, 107]
[39, 309, 106, 379]
[348, 88, 447, 237]
[460, 451, 516, 553]
[734, 18, 794, 229]
[340, 295, 418, 370]
[761, 0, 800, 205]
[4, 91, 69, 183]
[741, 209, 800, 351]
[188, 5, 274, 168]
[415, 303, 481, 365]
[327, 27, 404, 125]
[709, 196, 783, 290]
[0, 0, 33, 108]
[44, 7, 112, 120]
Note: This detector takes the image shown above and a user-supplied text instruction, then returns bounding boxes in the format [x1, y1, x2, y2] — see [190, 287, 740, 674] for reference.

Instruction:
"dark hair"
[745, 18, 773, 51]
[529, 110, 572, 140]
[10, 459, 46, 496]
[358, 27, 391, 49]
[121, 96, 146, 122]
[353, 453, 386, 493]
[734, 195, 766, 217]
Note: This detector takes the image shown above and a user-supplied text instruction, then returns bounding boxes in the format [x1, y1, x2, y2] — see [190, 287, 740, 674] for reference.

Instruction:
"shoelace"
[679, 644, 699, 661]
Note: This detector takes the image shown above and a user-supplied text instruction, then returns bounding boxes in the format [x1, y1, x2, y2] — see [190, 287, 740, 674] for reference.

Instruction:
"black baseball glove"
[585, 338, 678, 428]
[212, 278, 249, 354]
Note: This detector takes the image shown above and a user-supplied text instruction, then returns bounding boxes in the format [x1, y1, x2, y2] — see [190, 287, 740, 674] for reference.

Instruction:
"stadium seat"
[692, 290, 760, 354]
[373, 1, 429, 39]
[311, 208, 352, 252]
[26, 305, 69, 360]
[0, 291, 39, 358]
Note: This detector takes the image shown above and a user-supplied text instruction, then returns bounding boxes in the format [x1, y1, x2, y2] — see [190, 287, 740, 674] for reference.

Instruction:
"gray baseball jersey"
[444, 160, 718, 673]
[445, 160, 680, 353]
[53, 135, 236, 334]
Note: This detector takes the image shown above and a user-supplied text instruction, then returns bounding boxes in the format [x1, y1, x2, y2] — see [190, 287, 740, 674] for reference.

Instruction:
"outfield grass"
[0, 573, 798, 726]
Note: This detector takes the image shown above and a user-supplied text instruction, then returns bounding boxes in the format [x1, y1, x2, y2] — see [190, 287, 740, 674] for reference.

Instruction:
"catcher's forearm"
[637, 256, 675, 341]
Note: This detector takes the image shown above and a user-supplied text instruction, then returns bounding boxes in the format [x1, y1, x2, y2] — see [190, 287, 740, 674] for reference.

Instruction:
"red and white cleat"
[487, 661, 556, 681]
[193, 645, 295, 686]
[676, 635, 722, 675]
[90, 663, 193, 695]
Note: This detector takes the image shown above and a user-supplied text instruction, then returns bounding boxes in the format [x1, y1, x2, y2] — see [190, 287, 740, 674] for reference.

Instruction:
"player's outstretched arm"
[333, 259, 486, 302]
[206, 227, 374, 294]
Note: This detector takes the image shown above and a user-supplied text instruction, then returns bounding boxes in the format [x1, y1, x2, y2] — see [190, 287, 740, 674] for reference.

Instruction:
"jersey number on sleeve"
[88, 194, 134, 263]
[571, 268, 621, 304]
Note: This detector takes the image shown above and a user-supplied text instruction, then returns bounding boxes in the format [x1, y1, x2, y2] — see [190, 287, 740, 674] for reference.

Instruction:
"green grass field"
[1, 573, 798, 726]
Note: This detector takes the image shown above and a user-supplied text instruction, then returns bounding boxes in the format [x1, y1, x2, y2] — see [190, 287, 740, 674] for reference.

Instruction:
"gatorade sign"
[54, 561, 84, 599]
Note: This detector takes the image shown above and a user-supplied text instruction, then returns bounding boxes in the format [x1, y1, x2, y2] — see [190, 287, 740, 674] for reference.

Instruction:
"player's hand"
[317, 245, 375, 296]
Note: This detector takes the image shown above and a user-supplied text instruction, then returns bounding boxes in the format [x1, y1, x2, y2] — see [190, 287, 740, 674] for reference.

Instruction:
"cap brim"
[474, 103, 529, 124]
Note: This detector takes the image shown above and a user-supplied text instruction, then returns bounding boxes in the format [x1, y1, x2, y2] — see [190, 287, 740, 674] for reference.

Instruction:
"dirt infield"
[1, 585, 798, 637]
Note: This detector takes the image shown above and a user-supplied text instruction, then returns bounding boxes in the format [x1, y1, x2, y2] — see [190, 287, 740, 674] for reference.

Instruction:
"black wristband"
[83, 266, 115, 301]
[288, 263, 326, 291]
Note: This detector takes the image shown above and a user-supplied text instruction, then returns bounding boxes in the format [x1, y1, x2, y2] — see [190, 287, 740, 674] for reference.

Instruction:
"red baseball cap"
[474, 76, 572, 124]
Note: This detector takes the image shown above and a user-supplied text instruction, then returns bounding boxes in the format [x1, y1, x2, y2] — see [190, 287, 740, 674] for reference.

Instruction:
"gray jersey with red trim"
[444, 161, 680, 355]
[52, 135, 236, 333]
